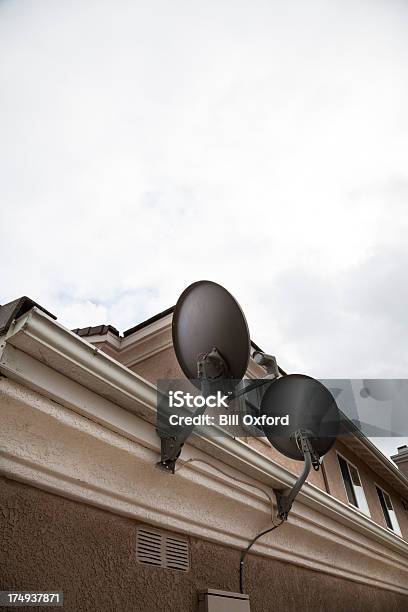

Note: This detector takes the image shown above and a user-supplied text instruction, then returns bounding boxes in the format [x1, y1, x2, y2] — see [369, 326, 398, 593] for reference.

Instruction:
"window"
[376, 486, 402, 536]
[337, 454, 370, 516]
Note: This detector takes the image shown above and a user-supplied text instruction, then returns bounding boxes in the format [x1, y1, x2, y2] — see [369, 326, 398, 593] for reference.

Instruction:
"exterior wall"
[93, 343, 186, 381]
[247, 439, 408, 539]
[247, 437, 327, 490]
[94, 330, 408, 539]
[2, 370, 408, 599]
[392, 446, 408, 477]
[323, 440, 408, 538]
[2, 308, 408, 612]
[1, 476, 408, 612]
[129, 346, 185, 382]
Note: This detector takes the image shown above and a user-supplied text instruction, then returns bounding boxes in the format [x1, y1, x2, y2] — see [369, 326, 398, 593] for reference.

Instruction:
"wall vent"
[136, 526, 190, 572]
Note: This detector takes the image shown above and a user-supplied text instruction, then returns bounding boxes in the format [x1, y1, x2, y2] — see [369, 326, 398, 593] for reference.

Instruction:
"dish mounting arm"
[156, 348, 228, 473]
[274, 429, 321, 520]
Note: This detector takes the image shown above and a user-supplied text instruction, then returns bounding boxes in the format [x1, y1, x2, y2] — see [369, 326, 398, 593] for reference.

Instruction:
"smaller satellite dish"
[172, 281, 250, 381]
[260, 374, 339, 460]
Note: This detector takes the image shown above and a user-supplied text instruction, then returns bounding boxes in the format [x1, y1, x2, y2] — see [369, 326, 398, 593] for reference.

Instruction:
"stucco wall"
[1, 476, 407, 612]
[247, 437, 328, 490]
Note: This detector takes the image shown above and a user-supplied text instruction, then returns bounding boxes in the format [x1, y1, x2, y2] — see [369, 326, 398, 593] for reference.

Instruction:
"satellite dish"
[260, 374, 339, 460]
[172, 280, 250, 381]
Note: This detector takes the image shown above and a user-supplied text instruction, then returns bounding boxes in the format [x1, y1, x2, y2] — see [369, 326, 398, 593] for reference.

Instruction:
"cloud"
[250, 242, 408, 379]
[1, 0, 408, 456]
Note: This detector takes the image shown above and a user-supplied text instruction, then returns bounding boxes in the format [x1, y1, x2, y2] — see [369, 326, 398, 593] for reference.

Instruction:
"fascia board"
[78, 330, 122, 350]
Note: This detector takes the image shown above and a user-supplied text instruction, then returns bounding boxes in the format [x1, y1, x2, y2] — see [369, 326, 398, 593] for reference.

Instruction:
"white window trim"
[374, 482, 402, 538]
[337, 451, 371, 517]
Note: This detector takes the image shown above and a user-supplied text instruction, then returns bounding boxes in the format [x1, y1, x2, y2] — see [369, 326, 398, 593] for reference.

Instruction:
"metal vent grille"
[136, 528, 163, 567]
[136, 527, 189, 572]
[166, 536, 189, 571]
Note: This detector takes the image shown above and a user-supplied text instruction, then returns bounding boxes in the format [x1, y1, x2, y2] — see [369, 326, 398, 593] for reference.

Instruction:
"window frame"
[374, 483, 402, 537]
[336, 451, 371, 517]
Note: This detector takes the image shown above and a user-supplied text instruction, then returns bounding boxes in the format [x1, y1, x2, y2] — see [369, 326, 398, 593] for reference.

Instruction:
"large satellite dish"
[172, 280, 250, 381]
[260, 374, 339, 460]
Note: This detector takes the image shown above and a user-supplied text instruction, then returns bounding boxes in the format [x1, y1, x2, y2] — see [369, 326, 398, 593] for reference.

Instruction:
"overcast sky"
[1, 0, 407, 458]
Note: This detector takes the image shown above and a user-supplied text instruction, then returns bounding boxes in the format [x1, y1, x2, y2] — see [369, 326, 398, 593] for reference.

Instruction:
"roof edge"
[123, 305, 175, 337]
[0, 296, 56, 335]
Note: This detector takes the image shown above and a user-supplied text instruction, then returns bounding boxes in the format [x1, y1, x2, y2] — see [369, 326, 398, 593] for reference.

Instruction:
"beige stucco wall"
[1, 476, 408, 612]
